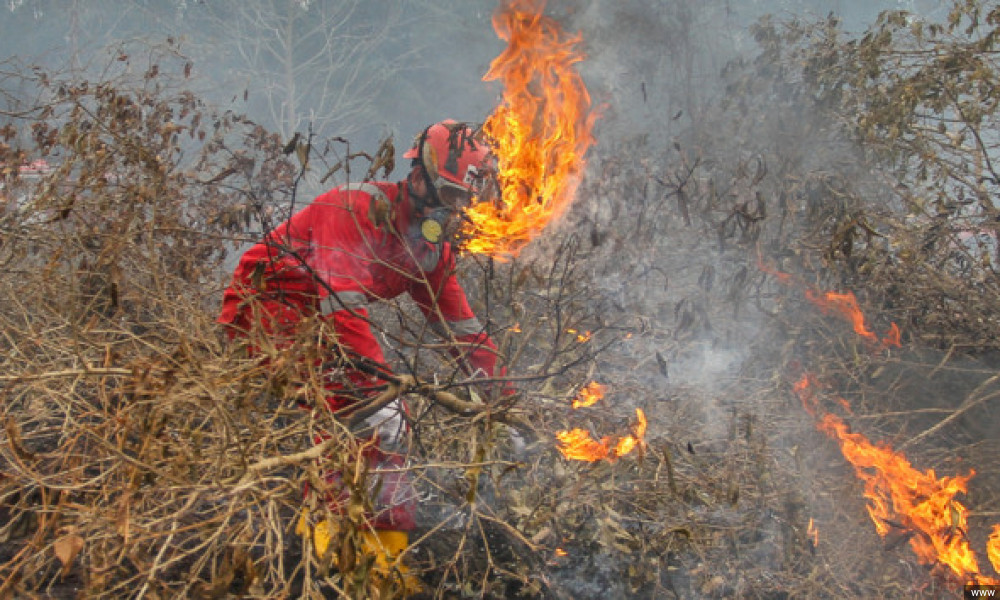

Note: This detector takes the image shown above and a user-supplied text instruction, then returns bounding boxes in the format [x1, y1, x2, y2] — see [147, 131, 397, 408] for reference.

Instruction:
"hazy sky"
[0, 0, 952, 185]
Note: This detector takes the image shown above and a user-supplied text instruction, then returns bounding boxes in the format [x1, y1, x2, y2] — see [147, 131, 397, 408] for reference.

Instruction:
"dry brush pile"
[0, 48, 719, 599]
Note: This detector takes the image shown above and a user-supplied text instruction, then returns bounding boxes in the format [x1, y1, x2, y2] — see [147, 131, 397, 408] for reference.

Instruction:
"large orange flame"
[556, 408, 646, 462]
[464, 0, 597, 257]
[794, 373, 1000, 586]
[818, 413, 996, 585]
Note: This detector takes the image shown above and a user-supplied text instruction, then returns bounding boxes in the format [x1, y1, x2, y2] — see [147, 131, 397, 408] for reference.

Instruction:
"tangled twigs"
[227, 373, 537, 488]
[341, 373, 535, 436]
[234, 437, 340, 486]
[0, 367, 133, 382]
[231, 371, 536, 486]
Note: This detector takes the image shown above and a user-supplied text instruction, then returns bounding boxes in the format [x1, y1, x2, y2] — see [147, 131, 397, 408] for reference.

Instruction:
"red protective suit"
[218, 181, 501, 530]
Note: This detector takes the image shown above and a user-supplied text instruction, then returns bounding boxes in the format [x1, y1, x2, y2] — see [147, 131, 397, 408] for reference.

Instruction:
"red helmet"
[404, 120, 493, 197]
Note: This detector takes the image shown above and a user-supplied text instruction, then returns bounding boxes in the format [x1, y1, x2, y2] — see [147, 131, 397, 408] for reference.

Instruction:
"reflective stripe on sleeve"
[431, 317, 483, 338]
[321, 290, 368, 315]
[343, 182, 387, 202]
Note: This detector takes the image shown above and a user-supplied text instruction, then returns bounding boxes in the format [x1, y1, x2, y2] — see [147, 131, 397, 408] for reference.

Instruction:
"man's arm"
[408, 245, 502, 380]
[218, 204, 318, 330]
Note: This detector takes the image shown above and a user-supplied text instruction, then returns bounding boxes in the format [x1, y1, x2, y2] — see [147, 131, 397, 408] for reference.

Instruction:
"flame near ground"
[554, 381, 648, 462]
[772, 260, 1000, 588]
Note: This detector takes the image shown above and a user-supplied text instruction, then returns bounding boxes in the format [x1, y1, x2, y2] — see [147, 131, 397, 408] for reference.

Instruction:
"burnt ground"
[461, 150, 1000, 599]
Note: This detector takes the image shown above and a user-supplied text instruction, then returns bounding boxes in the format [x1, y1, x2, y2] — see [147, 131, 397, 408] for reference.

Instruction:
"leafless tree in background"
[197, 1, 411, 143]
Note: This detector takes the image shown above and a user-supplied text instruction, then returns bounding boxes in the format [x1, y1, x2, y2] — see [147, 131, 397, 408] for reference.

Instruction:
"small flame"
[835, 396, 854, 416]
[805, 289, 878, 342]
[792, 373, 820, 416]
[556, 408, 646, 462]
[572, 381, 605, 409]
[756, 254, 794, 286]
[555, 428, 610, 462]
[804, 289, 900, 350]
[883, 322, 902, 348]
[464, 0, 597, 257]
[613, 407, 647, 457]
[989, 525, 1000, 574]
[756, 255, 901, 350]
[807, 518, 819, 547]
[554, 547, 568, 557]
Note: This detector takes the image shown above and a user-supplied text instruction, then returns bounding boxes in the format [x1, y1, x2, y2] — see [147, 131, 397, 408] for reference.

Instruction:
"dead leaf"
[53, 533, 85, 576]
[282, 132, 301, 155]
[295, 141, 310, 169]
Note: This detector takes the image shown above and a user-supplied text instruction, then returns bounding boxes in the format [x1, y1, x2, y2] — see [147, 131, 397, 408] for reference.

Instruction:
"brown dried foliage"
[0, 49, 650, 599]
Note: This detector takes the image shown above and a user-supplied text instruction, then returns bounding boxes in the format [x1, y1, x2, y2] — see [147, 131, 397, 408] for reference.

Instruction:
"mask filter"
[420, 207, 452, 244]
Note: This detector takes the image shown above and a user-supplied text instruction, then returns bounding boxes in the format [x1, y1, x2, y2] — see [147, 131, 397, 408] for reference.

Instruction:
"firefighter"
[217, 120, 504, 586]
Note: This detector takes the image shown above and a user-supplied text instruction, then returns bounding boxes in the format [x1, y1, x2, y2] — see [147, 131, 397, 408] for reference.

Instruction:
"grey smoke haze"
[1, 0, 947, 172]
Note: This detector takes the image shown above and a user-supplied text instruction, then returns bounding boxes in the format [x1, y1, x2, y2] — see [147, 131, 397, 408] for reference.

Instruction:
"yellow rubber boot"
[361, 529, 422, 594]
[295, 508, 334, 558]
[297, 512, 420, 593]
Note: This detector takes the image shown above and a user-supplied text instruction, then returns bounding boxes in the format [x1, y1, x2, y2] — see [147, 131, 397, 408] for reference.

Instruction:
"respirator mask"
[419, 205, 453, 244]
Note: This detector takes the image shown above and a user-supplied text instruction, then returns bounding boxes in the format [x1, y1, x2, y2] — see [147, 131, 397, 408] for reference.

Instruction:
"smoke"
[521, 0, 966, 596]
[0, 0, 928, 170]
